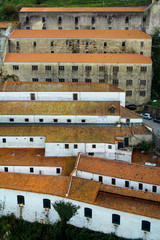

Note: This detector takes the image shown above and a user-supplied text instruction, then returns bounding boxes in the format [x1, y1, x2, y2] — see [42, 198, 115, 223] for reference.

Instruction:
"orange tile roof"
[9, 29, 152, 40]
[120, 106, 142, 119]
[0, 125, 134, 143]
[20, 7, 147, 13]
[0, 21, 18, 28]
[133, 123, 152, 135]
[0, 148, 76, 176]
[0, 172, 70, 197]
[77, 154, 160, 185]
[132, 150, 160, 167]
[0, 101, 120, 116]
[0, 82, 124, 93]
[4, 53, 152, 64]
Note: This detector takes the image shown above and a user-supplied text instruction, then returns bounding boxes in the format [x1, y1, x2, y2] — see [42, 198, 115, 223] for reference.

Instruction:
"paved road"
[143, 119, 160, 134]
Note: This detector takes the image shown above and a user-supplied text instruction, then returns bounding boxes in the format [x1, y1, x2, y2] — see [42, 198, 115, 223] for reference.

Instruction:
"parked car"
[125, 104, 137, 110]
[140, 113, 152, 120]
[153, 117, 160, 123]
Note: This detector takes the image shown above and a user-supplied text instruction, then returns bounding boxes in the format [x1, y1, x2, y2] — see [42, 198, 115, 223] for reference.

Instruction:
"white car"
[140, 113, 152, 120]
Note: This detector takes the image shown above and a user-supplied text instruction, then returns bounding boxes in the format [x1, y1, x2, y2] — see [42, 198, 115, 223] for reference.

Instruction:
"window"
[72, 66, 78, 71]
[140, 91, 146, 97]
[30, 167, 34, 173]
[112, 178, 116, 185]
[30, 138, 33, 142]
[4, 167, 8, 172]
[109, 27, 112, 30]
[127, 66, 133, 72]
[126, 91, 132, 97]
[26, 27, 30, 29]
[139, 183, 143, 190]
[46, 78, 52, 82]
[140, 80, 146, 86]
[54, 119, 58, 123]
[33, 41, 36, 47]
[2, 138, 6, 143]
[13, 65, 19, 70]
[142, 221, 150, 232]
[152, 185, 157, 193]
[51, 41, 54, 46]
[16, 41, 19, 47]
[84, 208, 92, 218]
[42, 17, 45, 22]
[56, 168, 61, 174]
[92, 144, 96, 149]
[122, 41, 125, 47]
[113, 66, 119, 72]
[126, 80, 132, 86]
[73, 93, 78, 100]
[65, 144, 69, 149]
[17, 195, 25, 206]
[99, 66, 105, 71]
[26, 16, 29, 22]
[67, 119, 71, 123]
[10, 118, 14, 122]
[140, 52, 143, 55]
[91, 27, 95, 30]
[91, 17, 96, 24]
[112, 214, 120, 225]
[72, 79, 78, 82]
[104, 42, 107, 47]
[125, 27, 129, 30]
[99, 79, 105, 83]
[59, 79, 65, 82]
[42, 26, 46, 30]
[108, 16, 112, 23]
[75, 27, 79, 30]
[75, 17, 78, 24]
[113, 79, 119, 86]
[32, 65, 38, 70]
[32, 78, 38, 82]
[88, 152, 94, 156]
[25, 118, 29, 122]
[125, 16, 129, 23]
[43, 199, 51, 209]
[141, 67, 147, 72]
[108, 145, 112, 149]
[45, 66, 51, 71]
[99, 176, 103, 182]
[69, 41, 72, 46]
[85, 79, 92, 83]
[141, 42, 144, 47]
[39, 119, 43, 123]
[81, 119, 86, 123]
[86, 41, 89, 47]
[58, 16, 62, 23]
[30, 93, 35, 100]
[85, 66, 91, 71]
[126, 119, 130, 123]
[74, 144, 78, 149]
[125, 181, 129, 188]
[59, 66, 65, 71]
[58, 27, 62, 30]
[109, 107, 115, 114]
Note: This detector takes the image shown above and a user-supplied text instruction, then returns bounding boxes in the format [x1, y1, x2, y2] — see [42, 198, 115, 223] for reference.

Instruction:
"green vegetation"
[0, 0, 151, 21]
[140, 140, 154, 153]
[0, 214, 142, 240]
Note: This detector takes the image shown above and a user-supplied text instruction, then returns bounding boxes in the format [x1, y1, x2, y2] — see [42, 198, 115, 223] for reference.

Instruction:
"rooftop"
[0, 21, 18, 29]
[0, 82, 124, 93]
[132, 150, 160, 167]
[4, 53, 152, 64]
[0, 101, 121, 116]
[20, 7, 147, 13]
[9, 29, 152, 40]
[120, 106, 141, 119]
[0, 148, 76, 176]
[76, 154, 160, 185]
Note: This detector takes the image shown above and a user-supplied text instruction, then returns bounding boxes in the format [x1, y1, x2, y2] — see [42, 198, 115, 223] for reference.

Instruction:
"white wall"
[0, 188, 159, 240]
[0, 166, 62, 176]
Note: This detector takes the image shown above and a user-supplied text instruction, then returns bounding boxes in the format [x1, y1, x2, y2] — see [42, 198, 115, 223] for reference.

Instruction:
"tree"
[140, 140, 154, 153]
[52, 200, 80, 240]
[2, 4, 17, 15]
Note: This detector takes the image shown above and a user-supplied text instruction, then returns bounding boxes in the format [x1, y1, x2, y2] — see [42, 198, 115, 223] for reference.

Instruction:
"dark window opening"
[113, 66, 119, 72]
[74, 144, 78, 149]
[142, 221, 150, 232]
[72, 79, 78, 82]
[32, 78, 38, 82]
[99, 176, 103, 182]
[126, 80, 132, 86]
[125, 16, 129, 23]
[99, 66, 105, 71]
[54, 119, 58, 123]
[30, 93, 35, 100]
[85, 66, 91, 71]
[10, 118, 14, 122]
[59, 66, 65, 71]
[122, 42, 125, 47]
[42, 17, 45, 22]
[127, 66, 133, 72]
[39, 119, 43, 123]
[43, 199, 51, 209]
[86, 41, 89, 47]
[109, 107, 115, 114]
[85, 79, 92, 83]
[112, 214, 120, 225]
[88, 152, 94, 156]
[58, 16, 62, 24]
[84, 208, 92, 218]
[112, 178, 116, 185]
[16, 41, 19, 47]
[81, 119, 86, 123]
[32, 65, 38, 70]
[17, 195, 25, 205]
[46, 78, 52, 82]
[30, 138, 33, 142]
[141, 67, 147, 72]
[2, 138, 6, 143]
[30, 167, 34, 173]
[67, 119, 71, 123]
[59, 79, 65, 82]
[113, 79, 119, 86]
[139, 183, 143, 190]
[91, 17, 96, 24]
[140, 91, 146, 97]
[4, 167, 8, 172]
[72, 66, 78, 71]
[108, 145, 112, 149]
[99, 79, 105, 83]
[152, 186, 157, 193]
[73, 93, 78, 101]
[45, 66, 51, 71]
[25, 118, 29, 122]
[65, 144, 69, 149]
[92, 144, 96, 149]
[69, 41, 72, 46]
[75, 17, 78, 24]
[104, 42, 107, 47]
[56, 168, 61, 174]
[125, 181, 129, 188]
[33, 41, 36, 47]
[26, 16, 29, 22]
[13, 65, 19, 70]
[140, 80, 146, 86]
[51, 41, 54, 46]
[126, 91, 132, 97]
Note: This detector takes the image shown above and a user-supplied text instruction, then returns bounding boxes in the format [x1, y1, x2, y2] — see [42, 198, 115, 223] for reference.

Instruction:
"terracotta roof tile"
[0, 148, 76, 176]
[0, 21, 18, 28]
[0, 125, 134, 143]
[120, 106, 141, 119]
[0, 82, 124, 93]
[77, 155, 160, 185]
[132, 150, 160, 167]
[4, 53, 152, 64]
[9, 29, 152, 40]
[0, 101, 120, 116]
[20, 7, 147, 13]
[133, 123, 152, 135]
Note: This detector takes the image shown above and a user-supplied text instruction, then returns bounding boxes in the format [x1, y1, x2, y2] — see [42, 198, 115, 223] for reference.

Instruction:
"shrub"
[2, 4, 17, 15]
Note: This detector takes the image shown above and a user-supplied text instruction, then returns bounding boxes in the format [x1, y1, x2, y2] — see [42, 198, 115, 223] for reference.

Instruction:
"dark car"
[153, 117, 160, 123]
[125, 104, 137, 110]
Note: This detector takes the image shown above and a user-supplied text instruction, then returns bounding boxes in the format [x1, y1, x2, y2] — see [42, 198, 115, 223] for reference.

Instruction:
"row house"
[0, 172, 159, 240]
[8, 29, 152, 57]
[19, 7, 147, 31]
[3, 53, 152, 105]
